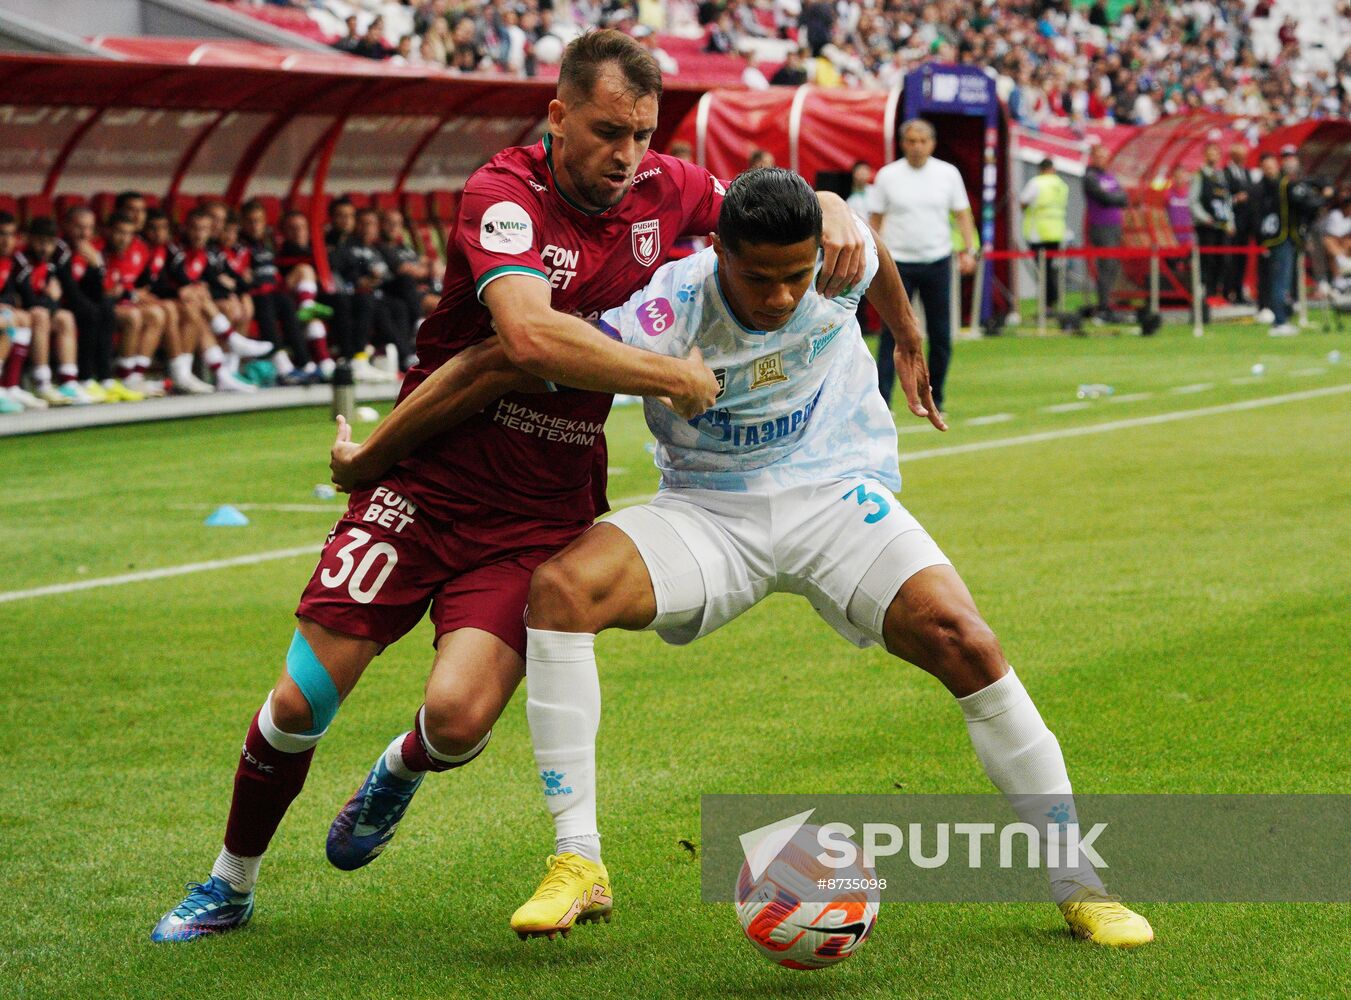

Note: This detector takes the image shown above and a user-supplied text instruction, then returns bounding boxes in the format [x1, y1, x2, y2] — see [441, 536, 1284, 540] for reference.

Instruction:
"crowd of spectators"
[239, 0, 1351, 127]
[0, 194, 441, 415]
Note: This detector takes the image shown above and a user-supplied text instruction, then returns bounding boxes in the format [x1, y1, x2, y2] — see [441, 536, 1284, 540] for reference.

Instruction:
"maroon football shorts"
[296, 476, 591, 656]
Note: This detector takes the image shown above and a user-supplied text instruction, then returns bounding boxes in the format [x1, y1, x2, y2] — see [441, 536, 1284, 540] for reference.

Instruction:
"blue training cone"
[205, 504, 250, 527]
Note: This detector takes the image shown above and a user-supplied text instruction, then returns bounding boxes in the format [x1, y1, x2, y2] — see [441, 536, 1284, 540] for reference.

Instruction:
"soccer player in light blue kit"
[511, 168, 1153, 946]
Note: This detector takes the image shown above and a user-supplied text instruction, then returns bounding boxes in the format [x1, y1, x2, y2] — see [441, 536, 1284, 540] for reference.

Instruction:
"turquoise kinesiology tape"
[285, 629, 340, 735]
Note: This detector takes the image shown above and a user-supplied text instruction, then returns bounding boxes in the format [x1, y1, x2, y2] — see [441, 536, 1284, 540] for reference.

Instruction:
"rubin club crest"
[631, 219, 660, 267]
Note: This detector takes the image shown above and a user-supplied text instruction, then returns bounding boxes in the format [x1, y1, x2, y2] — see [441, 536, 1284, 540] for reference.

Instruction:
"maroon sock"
[1, 342, 27, 388]
[223, 711, 315, 857]
[306, 332, 331, 363]
[398, 708, 489, 774]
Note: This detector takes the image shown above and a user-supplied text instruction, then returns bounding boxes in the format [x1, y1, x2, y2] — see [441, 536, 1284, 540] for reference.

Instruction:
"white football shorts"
[604, 477, 951, 648]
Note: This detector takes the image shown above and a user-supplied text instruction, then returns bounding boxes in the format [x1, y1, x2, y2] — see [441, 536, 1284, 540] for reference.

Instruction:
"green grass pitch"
[2, 321, 1348, 998]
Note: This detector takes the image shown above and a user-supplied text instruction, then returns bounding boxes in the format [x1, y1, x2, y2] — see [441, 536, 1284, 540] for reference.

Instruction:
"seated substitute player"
[507, 169, 1154, 947]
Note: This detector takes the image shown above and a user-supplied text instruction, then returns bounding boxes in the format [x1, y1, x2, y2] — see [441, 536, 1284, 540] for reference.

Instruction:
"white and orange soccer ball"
[735, 824, 880, 971]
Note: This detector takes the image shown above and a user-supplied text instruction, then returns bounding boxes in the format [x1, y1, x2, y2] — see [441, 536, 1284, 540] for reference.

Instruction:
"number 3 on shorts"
[320, 527, 399, 604]
[841, 483, 891, 524]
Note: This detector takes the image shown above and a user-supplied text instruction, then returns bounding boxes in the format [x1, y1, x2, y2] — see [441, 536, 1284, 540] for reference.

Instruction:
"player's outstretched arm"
[815, 191, 867, 298]
[863, 226, 947, 431]
[329, 337, 541, 491]
[484, 274, 717, 418]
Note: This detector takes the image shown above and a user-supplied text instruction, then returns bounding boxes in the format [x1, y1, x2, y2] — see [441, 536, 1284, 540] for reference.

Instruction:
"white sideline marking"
[966, 413, 1015, 426]
[172, 503, 342, 513]
[4, 383, 1349, 605]
[1292, 367, 1327, 377]
[1230, 376, 1263, 385]
[900, 384, 1351, 463]
[1043, 401, 1091, 413]
[1109, 392, 1155, 403]
[0, 546, 321, 605]
[1171, 383, 1214, 394]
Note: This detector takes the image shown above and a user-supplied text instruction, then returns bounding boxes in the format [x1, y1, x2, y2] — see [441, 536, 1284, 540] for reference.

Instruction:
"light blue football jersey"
[598, 220, 901, 493]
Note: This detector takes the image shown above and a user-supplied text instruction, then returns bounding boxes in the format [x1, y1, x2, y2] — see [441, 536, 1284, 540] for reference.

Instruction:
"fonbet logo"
[742, 810, 1108, 873]
[480, 201, 533, 255]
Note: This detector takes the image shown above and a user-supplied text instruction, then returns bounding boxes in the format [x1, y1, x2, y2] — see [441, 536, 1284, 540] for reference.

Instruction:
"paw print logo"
[676, 282, 699, 303]
[1045, 802, 1072, 827]
[541, 769, 565, 789]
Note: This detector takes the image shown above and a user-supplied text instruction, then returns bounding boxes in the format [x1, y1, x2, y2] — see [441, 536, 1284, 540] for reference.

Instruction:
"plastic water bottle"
[1076, 383, 1114, 399]
[331, 360, 355, 422]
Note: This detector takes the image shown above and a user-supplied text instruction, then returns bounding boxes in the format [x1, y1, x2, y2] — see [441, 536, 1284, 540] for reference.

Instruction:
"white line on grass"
[899, 383, 1351, 463]
[0, 546, 322, 605]
[1043, 401, 1091, 413]
[1171, 382, 1214, 394]
[172, 503, 343, 513]
[4, 383, 1348, 605]
[1292, 367, 1327, 376]
[966, 413, 1016, 425]
[1109, 392, 1155, 403]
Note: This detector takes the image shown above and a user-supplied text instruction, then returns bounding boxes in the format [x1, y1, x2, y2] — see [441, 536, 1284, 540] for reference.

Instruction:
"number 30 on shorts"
[841, 483, 891, 524]
[319, 528, 399, 604]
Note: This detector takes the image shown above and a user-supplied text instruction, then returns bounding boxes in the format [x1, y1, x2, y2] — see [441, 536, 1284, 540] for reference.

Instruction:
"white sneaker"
[126, 373, 167, 397]
[351, 356, 396, 383]
[228, 332, 275, 359]
[6, 385, 48, 410]
[214, 368, 258, 393]
[1255, 308, 1275, 324]
[36, 384, 72, 406]
[318, 357, 336, 380]
[173, 371, 215, 395]
[1269, 323, 1299, 337]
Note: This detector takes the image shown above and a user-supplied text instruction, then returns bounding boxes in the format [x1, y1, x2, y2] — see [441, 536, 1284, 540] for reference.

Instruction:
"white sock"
[34, 364, 52, 388]
[59, 363, 79, 381]
[204, 345, 225, 371]
[957, 668, 1105, 903]
[305, 319, 326, 341]
[382, 734, 419, 781]
[297, 280, 318, 297]
[169, 353, 194, 382]
[210, 312, 232, 336]
[525, 627, 602, 850]
[12, 326, 31, 347]
[271, 349, 295, 376]
[211, 847, 261, 894]
[556, 834, 602, 863]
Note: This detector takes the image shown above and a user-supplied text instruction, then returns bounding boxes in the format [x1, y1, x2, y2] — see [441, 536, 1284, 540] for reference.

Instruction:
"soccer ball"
[735, 824, 879, 971]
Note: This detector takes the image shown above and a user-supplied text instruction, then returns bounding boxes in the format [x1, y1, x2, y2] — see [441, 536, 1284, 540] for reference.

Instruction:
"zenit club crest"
[631, 219, 660, 267]
[714, 367, 727, 399]
[749, 352, 788, 390]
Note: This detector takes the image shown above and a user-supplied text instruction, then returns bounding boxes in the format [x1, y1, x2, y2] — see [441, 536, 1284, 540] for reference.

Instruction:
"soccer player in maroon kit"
[151, 29, 864, 942]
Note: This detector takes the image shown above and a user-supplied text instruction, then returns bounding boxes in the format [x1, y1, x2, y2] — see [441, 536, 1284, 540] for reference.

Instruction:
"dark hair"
[240, 198, 264, 216]
[1039, 157, 1055, 170]
[187, 206, 213, 224]
[329, 197, 354, 216]
[27, 216, 58, 238]
[0, 210, 16, 229]
[225, 209, 240, 226]
[852, 159, 871, 172]
[145, 207, 168, 224]
[717, 168, 821, 254]
[64, 203, 94, 224]
[109, 211, 138, 228]
[114, 190, 144, 210]
[559, 28, 663, 102]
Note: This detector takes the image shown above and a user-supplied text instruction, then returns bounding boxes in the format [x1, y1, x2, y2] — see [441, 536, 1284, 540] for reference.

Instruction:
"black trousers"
[317, 291, 373, 359]
[69, 297, 115, 382]
[877, 255, 952, 410]
[1027, 241, 1063, 309]
[1087, 223, 1122, 313]
[1196, 226, 1227, 298]
[251, 291, 310, 365]
[1223, 222, 1251, 301]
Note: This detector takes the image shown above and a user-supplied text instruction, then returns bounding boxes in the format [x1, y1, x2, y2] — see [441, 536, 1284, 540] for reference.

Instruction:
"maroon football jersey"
[397, 135, 723, 523]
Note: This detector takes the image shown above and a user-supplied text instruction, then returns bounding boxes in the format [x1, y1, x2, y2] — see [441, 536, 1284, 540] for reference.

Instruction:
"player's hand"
[816, 192, 866, 298]
[894, 340, 947, 431]
[958, 250, 977, 276]
[662, 345, 720, 419]
[330, 414, 377, 493]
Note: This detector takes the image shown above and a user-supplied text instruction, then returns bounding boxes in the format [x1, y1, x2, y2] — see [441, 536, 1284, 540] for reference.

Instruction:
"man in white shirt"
[867, 118, 978, 412]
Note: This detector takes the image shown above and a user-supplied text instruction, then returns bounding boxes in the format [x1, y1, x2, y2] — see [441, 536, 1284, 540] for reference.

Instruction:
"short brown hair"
[559, 28, 663, 103]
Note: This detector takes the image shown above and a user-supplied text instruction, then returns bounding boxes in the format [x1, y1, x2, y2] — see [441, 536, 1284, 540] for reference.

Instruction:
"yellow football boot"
[82, 379, 110, 403]
[101, 379, 145, 402]
[510, 853, 612, 939]
[1059, 886, 1154, 947]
